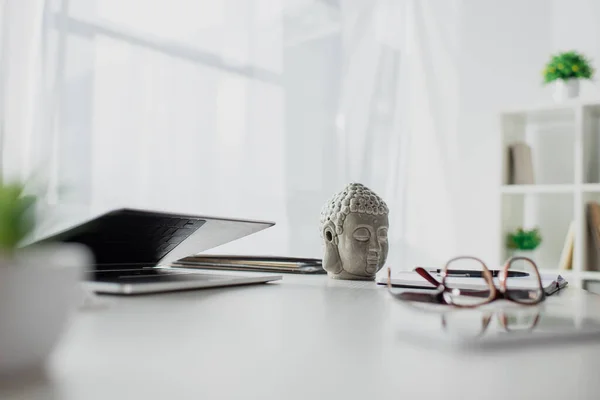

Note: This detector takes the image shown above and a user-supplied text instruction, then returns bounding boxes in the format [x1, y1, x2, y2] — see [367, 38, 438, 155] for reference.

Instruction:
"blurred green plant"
[0, 180, 36, 256]
[506, 227, 542, 251]
[543, 51, 594, 83]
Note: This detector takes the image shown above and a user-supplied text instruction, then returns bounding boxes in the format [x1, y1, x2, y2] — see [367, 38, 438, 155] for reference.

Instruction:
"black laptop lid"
[45, 209, 206, 270]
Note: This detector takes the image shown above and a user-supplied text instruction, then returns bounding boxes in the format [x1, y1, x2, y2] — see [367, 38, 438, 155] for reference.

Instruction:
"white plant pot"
[510, 249, 537, 259]
[553, 79, 580, 102]
[0, 244, 90, 377]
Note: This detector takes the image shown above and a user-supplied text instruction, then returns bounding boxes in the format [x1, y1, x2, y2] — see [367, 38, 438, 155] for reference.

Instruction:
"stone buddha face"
[320, 183, 389, 280]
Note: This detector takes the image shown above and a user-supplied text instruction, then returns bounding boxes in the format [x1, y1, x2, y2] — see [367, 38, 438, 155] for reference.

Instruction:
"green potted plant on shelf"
[506, 227, 542, 260]
[543, 50, 594, 102]
[0, 178, 90, 376]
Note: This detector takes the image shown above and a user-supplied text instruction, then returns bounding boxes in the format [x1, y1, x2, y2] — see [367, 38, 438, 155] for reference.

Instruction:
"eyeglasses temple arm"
[413, 267, 493, 297]
[414, 267, 442, 288]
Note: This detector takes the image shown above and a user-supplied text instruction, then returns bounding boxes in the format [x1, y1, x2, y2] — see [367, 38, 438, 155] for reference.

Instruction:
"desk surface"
[2, 274, 600, 400]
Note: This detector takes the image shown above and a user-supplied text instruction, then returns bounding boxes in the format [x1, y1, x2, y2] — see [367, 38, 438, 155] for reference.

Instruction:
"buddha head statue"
[319, 183, 389, 280]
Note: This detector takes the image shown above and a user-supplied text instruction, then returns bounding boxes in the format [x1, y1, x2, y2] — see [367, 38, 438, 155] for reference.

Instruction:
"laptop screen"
[47, 208, 206, 270]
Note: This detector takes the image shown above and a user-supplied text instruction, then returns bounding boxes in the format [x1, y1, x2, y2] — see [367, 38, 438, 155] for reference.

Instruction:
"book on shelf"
[586, 202, 600, 271]
[508, 142, 535, 185]
[558, 220, 575, 271]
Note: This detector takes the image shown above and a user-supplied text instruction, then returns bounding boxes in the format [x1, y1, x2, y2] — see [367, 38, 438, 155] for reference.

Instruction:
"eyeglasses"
[387, 256, 546, 308]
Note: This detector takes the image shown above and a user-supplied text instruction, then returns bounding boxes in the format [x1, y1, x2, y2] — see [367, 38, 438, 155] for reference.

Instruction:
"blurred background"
[2, 0, 600, 271]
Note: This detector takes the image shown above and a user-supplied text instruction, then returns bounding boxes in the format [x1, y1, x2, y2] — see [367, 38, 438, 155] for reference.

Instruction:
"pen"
[427, 269, 529, 278]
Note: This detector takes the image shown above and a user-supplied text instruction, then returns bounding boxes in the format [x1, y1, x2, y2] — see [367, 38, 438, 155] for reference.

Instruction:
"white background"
[3, 0, 600, 270]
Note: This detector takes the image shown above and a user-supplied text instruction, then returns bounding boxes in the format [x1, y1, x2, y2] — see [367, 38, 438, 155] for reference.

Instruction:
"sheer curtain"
[0, 0, 46, 183]
[0, 0, 463, 269]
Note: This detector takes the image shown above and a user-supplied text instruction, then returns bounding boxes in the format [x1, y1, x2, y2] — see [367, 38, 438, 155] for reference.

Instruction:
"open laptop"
[37, 208, 281, 294]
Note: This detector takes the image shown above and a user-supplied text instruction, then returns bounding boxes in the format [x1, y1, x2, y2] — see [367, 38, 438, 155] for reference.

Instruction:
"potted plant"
[0, 179, 90, 376]
[506, 227, 542, 260]
[543, 51, 594, 102]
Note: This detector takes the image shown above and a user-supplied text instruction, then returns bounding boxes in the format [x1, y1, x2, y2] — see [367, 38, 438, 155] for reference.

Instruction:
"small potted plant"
[506, 227, 542, 260]
[0, 179, 90, 376]
[543, 51, 594, 102]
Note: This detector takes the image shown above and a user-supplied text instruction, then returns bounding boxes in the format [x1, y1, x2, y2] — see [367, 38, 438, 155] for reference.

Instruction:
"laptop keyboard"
[63, 211, 206, 264]
[94, 269, 226, 283]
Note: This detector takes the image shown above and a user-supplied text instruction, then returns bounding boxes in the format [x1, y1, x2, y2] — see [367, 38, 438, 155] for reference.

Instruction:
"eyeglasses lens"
[443, 258, 492, 307]
[505, 258, 543, 304]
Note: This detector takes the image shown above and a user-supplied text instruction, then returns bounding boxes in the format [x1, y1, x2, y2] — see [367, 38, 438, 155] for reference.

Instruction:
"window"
[47, 0, 286, 215]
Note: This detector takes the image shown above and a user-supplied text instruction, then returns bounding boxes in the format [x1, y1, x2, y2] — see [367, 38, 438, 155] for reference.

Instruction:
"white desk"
[2, 275, 600, 400]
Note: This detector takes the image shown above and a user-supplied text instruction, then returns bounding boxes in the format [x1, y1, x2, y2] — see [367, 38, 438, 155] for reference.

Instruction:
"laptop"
[36, 208, 282, 294]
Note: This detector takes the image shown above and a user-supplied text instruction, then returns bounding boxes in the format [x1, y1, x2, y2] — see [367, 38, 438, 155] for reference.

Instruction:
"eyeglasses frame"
[387, 255, 546, 308]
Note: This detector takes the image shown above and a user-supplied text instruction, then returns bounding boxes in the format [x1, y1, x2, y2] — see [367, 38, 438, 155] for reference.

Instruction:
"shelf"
[501, 184, 600, 194]
[501, 98, 600, 117]
[551, 270, 600, 281]
[501, 184, 575, 194]
[500, 98, 600, 288]
[501, 193, 573, 270]
[581, 271, 600, 280]
[583, 184, 600, 193]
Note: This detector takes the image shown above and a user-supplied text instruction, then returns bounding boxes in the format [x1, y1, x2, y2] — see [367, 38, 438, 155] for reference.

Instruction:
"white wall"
[454, 0, 551, 261]
[451, 0, 600, 264]
[7, 0, 600, 269]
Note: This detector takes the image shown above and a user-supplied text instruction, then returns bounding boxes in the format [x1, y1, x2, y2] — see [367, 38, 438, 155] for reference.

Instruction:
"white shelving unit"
[500, 99, 600, 289]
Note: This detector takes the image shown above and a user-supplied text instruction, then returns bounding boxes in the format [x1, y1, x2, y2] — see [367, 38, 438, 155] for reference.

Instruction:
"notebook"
[171, 255, 325, 274]
[377, 271, 568, 296]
